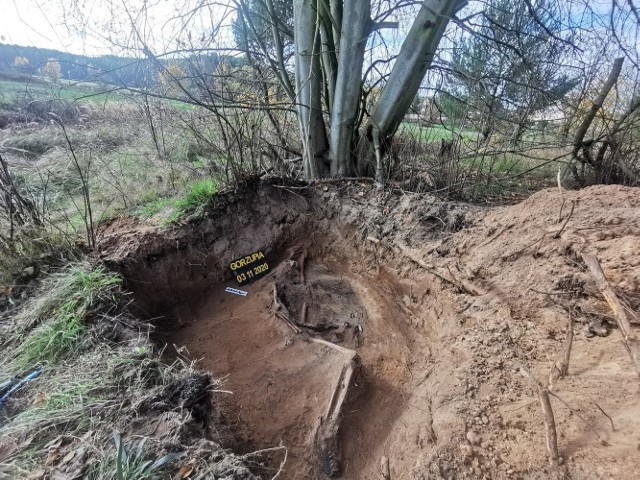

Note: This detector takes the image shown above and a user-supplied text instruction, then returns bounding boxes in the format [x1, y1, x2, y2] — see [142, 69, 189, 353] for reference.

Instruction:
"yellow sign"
[229, 251, 269, 285]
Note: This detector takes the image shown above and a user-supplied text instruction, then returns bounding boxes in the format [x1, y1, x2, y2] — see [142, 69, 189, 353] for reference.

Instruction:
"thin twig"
[396, 242, 485, 296]
[561, 313, 574, 377]
[270, 446, 288, 480]
[503, 234, 546, 261]
[478, 224, 507, 248]
[313, 177, 375, 184]
[539, 388, 560, 469]
[593, 403, 616, 432]
[553, 200, 575, 239]
[49, 113, 96, 248]
[548, 391, 609, 446]
[529, 288, 575, 296]
[519, 367, 560, 470]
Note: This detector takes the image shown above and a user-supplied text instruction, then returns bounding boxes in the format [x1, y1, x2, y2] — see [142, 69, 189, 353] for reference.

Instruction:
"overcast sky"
[0, 0, 630, 60]
[0, 0, 236, 56]
[1, 1, 74, 52]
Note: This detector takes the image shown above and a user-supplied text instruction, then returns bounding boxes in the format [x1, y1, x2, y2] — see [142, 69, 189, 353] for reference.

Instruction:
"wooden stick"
[550, 312, 574, 389]
[520, 367, 560, 470]
[503, 234, 546, 261]
[553, 200, 575, 238]
[479, 224, 507, 248]
[581, 253, 640, 379]
[560, 313, 574, 377]
[539, 387, 560, 469]
[396, 242, 485, 296]
[446, 265, 486, 297]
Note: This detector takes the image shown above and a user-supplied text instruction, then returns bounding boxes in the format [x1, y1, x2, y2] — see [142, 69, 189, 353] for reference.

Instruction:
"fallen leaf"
[174, 463, 194, 479]
[61, 450, 75, 465]
[45, 449, 62, 466]
[33, 392, 46, 405]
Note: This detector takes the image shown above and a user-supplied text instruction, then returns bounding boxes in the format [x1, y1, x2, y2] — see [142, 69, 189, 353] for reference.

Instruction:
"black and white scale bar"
[225, 287, 248, 296]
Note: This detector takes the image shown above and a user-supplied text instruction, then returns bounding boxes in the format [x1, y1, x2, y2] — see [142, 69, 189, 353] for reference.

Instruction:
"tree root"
[582, 253, 640, 379]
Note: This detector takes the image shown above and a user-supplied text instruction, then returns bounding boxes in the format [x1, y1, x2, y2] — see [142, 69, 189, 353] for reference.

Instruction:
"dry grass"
[0, 260, 263, 479]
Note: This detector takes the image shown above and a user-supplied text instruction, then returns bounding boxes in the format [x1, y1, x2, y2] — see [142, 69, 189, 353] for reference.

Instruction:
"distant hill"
[0, 43, 155, 87]
[0, 43, 243, 89]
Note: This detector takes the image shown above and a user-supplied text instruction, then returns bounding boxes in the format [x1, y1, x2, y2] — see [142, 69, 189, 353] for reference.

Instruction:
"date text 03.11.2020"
[229, 250, 270, 286]
[235, 262, 269, 284]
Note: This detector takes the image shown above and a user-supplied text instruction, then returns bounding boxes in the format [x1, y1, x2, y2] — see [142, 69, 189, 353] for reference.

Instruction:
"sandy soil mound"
[99, 181, 640, 479]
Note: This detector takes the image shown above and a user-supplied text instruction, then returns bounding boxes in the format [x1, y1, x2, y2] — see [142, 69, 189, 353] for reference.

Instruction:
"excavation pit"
[98, 183, 640, 479]
[117, 187, 430, 478]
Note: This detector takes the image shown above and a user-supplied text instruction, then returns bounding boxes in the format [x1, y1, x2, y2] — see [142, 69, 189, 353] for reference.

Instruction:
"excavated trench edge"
[111, 185, 437, 478]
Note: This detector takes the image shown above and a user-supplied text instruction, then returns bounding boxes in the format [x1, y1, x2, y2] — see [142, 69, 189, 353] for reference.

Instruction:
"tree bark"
[294, 0, 330, 179]
[318, 0, 339, 115]
[359, 0, 466, 175]
[370, 0, 466, 137]
[329, 0, 370, 177]
[572, 57, 624, 161]
[330, 0, 343, 53]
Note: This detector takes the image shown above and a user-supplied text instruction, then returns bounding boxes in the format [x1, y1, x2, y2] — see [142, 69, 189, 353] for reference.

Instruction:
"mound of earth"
[99, 181, 640, 479]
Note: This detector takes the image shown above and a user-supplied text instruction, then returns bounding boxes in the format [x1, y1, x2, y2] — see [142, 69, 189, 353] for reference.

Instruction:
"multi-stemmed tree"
[233, 0, 466, 181]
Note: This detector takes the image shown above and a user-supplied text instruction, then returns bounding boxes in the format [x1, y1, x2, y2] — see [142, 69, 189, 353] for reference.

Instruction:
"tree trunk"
[329, 0, 370, 177]
[370, 0, 466, 136]
[572, 57, 623, 160]
[318, 0, 338, 116]
[330, 0, 343, 53]
[359, 0, 466, 176]
[565, 57, 623, 186]
[294, 0, 330, 179]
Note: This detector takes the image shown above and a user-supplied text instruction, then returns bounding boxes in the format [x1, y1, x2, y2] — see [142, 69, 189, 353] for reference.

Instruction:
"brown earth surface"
[99, 181, 640, 479]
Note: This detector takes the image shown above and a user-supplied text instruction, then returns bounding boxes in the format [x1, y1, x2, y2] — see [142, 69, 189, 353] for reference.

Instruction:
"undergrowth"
[137, 178, 217, 224]
[0, 229, 77, 288]
[4, 263, 121, 373]
[0, 78, 274, 480]
[0, 262, 196, 478]
[87, 433, 184, 480]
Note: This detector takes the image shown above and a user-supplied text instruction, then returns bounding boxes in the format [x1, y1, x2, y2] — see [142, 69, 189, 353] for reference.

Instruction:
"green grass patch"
[179, 178, 217, 208]
[138, 197, 176, 219]
[136, 178, 217, 225]
[398, 122, 479, 142]
[87, 433, 184, 480]
[4, 375, 103, 437]
[0, 78, 128, 109]
[8, 264, 121, 372]
[168, 99, 196, 112]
